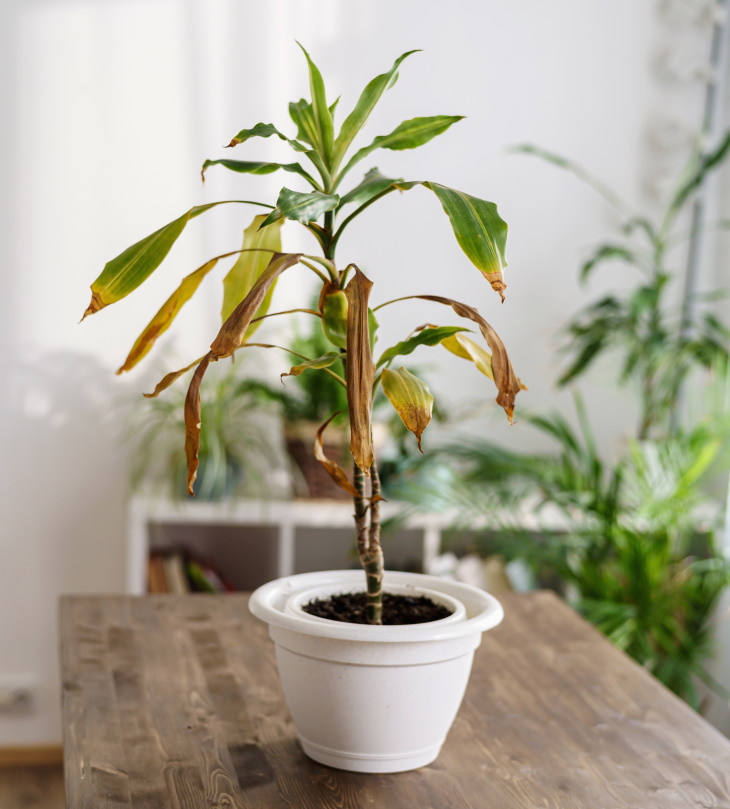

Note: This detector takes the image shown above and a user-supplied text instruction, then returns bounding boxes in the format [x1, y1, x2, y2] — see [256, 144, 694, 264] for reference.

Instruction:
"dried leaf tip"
[226, 137, 241, 148]
[81, 291, 105, 321]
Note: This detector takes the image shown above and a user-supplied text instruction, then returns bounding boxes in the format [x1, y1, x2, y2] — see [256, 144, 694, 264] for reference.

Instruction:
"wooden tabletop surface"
[60, 590, 730, 808]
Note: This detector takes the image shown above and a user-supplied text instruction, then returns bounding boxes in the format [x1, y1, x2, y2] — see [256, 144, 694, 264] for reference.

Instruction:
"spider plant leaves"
[261, 187, 340, 227]
[320, 284, 348, 349]
[345, 267, 375, 473]
[423, 183, 508, 300]
[669, 130, 730, 220]
[376, 325, 469, 369]
[340, 116, 463, 178]
[201, 158, 318, 189]
[333, 50, 420, 168]
[221, 216, 283, 327]
[297, 42, 335, 165]
[413, 294, 524, 421]
[210, 252, 303, 358]
[441, 332, 494, 379]
[580, 244, 637, 282]
[117, 256, 222, 375]
[381, 367, 434, 451]
[314, 415, 358, 497]
[83, 201, 241, 318]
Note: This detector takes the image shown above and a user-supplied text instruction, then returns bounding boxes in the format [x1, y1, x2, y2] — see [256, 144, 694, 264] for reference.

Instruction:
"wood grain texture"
[61, 591, 730, 808]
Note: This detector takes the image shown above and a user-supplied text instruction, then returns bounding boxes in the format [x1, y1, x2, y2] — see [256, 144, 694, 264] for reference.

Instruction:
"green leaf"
[289, 99, 319, 146]
[340, 115, 463, 178]
[321, 286, 348, 349]
[227, 121, 308, 153]
[670, 130, 730, 216]
[201, 158, 318, 188]
[340, 168, 404, 208]
[83, 201, 257, 317]
[333, 50, 420, 168]
[423, 182, 509, 299]
[381, 367, 434, 451]
[261, 187, 339, 227]
[297, 43, 335, 164]
[580, 244, 637, 282]
[283, 351, 343, 378]
[377, 326, 469, 368]
[221, 215, 283, 329]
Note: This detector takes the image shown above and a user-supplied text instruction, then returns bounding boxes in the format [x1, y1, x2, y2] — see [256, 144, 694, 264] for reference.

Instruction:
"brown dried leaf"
[313, 415, 358, 497]
[184, 353, 212, 496]
[345, 267, 375, 473]
[417, 295, 525, 421]
[210, 252, 302, 359]
[143, 356, 207, 398]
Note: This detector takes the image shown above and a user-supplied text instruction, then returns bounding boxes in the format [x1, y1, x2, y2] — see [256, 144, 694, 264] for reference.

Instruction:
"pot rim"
[249, 570, 503, 643]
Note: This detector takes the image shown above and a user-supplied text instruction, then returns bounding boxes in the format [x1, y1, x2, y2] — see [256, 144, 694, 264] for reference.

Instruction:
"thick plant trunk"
[354, 462, 384, 624]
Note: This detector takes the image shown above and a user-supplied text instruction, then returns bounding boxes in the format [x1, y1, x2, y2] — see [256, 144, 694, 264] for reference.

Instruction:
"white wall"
[0, 0, 725, 744]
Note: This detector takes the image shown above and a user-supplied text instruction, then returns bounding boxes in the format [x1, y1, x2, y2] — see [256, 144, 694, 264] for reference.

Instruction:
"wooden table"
[60, 591, 730, 808]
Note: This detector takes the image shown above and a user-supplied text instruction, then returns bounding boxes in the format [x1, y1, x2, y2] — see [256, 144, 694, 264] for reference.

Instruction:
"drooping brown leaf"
[345, 267, 375, 473]
[313, 415, 358, 497]
[143, 356, 207, 398]
[381, 367, 434, 451]
[210, 252, 302, 359]
[184, 352, 212, 495]
[416, 295, 525, 421]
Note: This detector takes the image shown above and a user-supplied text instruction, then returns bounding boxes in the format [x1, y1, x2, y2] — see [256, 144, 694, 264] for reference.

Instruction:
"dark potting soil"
[302, 592, 453, 624]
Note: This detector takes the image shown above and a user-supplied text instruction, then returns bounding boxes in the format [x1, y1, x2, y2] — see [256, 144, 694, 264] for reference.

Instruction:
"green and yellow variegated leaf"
[377, 325, 469, 369]
[442, 332, 494, 379]
[297, 42, 334, 163]
[117, 256, 222, 375]
[340, 116, 463, 179]
[83, 201, 247, 318]
[184, 352, 212, 495]
[282, 351, 342, 378]
[320, 283, 349, 348]
[333, 50, 420, 167]
[261, 187, 339, 228]
[381, 366, 434, 451]
[345, 268, 375, 473]
[221, 216, 282, 333]
[314, 415, 358, 496]
[201, 158, 318, 188]
[423, 183, 508, 300]
[210, 252, 303, 359]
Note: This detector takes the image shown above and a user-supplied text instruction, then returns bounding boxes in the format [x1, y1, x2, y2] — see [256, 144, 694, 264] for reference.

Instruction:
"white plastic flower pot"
[248, 569, 503, 773]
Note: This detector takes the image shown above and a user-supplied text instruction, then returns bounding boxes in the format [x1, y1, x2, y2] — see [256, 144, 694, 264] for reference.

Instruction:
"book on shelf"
[147, 549, 234, 594]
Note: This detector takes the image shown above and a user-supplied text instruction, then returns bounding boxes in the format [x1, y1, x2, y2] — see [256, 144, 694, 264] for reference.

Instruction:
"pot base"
[299, 734, 441, 773]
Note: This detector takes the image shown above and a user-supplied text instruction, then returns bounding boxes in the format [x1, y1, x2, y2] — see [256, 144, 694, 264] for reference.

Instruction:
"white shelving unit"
[126, 496, 453, 595]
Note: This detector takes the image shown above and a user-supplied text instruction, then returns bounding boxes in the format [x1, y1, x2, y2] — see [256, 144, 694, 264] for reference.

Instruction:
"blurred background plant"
[127, 358, 284, 501]
[390, 136, 730, 708]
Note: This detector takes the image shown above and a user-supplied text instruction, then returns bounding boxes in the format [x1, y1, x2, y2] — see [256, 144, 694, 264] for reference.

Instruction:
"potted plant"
[82, 45, 523, 772]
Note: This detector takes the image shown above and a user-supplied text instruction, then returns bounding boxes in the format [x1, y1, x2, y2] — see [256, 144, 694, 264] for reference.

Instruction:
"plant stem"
[353, 462, 384, 624]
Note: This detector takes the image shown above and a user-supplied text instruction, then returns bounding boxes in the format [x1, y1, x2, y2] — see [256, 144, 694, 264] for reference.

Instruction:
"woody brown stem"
[352, 461, 384, 625]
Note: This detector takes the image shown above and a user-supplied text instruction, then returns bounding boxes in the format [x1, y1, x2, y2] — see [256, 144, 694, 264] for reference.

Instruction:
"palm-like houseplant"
[82, 45, 523, 625]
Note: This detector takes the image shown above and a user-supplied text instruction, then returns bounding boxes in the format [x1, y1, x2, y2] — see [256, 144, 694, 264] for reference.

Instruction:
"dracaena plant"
[82, 45, 524, 624]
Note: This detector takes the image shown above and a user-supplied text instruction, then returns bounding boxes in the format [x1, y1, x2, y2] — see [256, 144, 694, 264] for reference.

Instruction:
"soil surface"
[302, 592, 453, 625]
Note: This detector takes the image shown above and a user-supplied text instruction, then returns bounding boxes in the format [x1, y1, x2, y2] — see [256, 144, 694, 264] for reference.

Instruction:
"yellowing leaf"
[345, 267, 375, 473]
[221, 216, 282, 329]
[282, 352, 343, 378]
[143, 356, 206, 398]
[117, 257, 221, 375]
[442, 333, 494, 379]
[381, 367, 433, 451]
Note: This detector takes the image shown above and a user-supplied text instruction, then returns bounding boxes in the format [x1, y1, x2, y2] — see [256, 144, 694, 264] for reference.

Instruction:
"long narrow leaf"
[340, 168, 405, 208]
[333, 50, 420, 168]
[345, 267, 375, 472]
[184, 352, 212, 495]
[442, 332, 494, 379]
[297, 43, 334, 164]
[221, 216, 282, 328]
[201, 158, 318, 189]
[314, 415, 358, 496]
[210, 252, 303, 359]
[83, 201, 259, 317]
[376, 325, 469, 368]
[226, 121, 308, 153]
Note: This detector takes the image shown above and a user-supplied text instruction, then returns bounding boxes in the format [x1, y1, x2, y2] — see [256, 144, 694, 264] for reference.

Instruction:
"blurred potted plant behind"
[394, 139, 730, 707]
